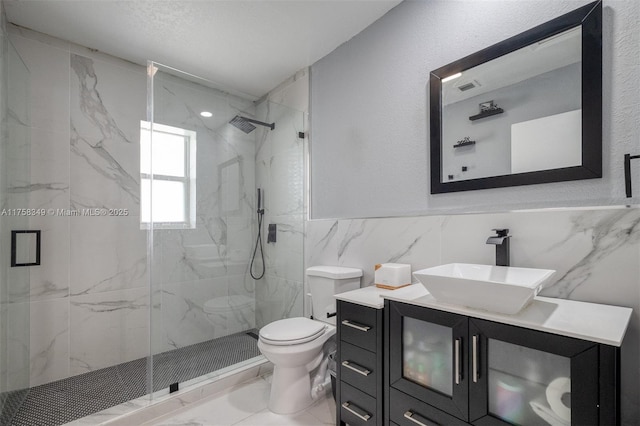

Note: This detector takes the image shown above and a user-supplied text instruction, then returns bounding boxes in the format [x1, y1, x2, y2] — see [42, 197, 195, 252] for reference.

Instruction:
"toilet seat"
[259, 317, 327, 346]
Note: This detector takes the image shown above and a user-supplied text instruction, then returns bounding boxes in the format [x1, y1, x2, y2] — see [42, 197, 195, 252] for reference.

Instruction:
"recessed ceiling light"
[442, 72, 462, 83]
[200, 111, 213, 118]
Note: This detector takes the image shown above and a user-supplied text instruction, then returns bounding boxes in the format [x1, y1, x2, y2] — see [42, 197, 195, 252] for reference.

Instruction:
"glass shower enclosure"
[0, 36, 31, 423]
[0, 52, 305, 424]
[146, 62, 306, 396]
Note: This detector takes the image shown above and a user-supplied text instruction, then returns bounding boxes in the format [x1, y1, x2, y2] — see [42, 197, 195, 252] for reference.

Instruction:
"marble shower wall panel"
[159, 276, 255, 352]
[8, 35, 69, 135]
[264, 215, 304, 284]
[255, 277, 303, 328]
[69, 286, 149, 375]
[70, 216, 147, 296]
[28, 217, 69, 302]
[160, 278, 228, 351]
[29, 298, 69, 387]
[70, 54, 145, 213]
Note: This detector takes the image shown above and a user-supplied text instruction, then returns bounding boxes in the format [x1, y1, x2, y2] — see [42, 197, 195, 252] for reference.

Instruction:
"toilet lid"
[259, 318, 327, 346]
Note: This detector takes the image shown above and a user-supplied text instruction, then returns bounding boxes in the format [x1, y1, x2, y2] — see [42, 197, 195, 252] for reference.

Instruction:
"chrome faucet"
[486, 229, 511, 267]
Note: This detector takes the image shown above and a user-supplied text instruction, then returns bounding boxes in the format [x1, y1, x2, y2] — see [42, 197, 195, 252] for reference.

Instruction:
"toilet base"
[268, 365, 314, 414]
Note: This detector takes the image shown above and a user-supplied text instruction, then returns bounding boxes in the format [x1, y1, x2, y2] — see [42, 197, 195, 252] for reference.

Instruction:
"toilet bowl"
[258, 317, 336, 414]
[258, 266, 362, 414]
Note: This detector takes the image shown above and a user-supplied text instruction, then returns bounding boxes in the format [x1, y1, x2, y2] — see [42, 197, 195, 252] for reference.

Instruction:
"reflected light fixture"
[200, 111, 213, 118]
[441, 72, 462, 83]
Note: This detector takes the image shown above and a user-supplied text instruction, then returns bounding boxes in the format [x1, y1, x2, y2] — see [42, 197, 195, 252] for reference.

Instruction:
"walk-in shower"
[0, 50, 305, 425]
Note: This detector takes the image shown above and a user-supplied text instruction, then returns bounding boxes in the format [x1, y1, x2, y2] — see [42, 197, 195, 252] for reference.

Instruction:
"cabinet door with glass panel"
[387, 301, 619, 426]
[468, 318, 610, 426]
[388, 302, 470, 422]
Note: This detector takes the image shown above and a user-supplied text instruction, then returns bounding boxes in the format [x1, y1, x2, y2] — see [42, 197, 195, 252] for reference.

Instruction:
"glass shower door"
[147, 62, 260, 396]
[0, 37, 32, 422]
[146, 61, 306, 396]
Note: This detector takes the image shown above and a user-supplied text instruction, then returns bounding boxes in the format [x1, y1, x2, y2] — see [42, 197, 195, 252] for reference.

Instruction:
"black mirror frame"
[430, 1, 602, 194]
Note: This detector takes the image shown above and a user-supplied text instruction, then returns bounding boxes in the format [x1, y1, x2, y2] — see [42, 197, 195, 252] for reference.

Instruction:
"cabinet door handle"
[472, 334, 479, 383]
[342, 401, 371, 421]
[404, 410, 439, 426]
[454, 338, 462, 385]
[341, 319, 371, 332]
[624, 154, 640, 197]
[342, 360, 371, 376]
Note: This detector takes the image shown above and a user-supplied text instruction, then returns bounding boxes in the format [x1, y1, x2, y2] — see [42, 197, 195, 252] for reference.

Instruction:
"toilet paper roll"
[529, 399, 570, 426]
[545, 377, 571, 423]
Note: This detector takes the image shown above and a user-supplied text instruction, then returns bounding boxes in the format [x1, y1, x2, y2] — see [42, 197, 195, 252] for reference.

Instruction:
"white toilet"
[258, 266, 362, 414]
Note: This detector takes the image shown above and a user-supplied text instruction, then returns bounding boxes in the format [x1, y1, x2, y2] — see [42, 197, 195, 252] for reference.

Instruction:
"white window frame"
[140, 121, 196, 229]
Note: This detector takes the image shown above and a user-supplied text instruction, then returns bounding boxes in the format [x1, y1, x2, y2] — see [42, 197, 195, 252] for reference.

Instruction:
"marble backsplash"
[305, 206, 640, 424]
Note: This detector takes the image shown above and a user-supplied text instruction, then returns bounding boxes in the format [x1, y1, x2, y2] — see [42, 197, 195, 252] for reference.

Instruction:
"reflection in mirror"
[442, 27, 581, 182]
[430, 1, 601, 194]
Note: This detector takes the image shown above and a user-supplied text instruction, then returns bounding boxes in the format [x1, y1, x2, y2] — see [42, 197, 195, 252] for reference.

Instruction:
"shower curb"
[71, 358, 272, 426]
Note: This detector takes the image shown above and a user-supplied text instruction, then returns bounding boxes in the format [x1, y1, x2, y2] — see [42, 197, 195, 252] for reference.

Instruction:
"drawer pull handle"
[472, 334, 479, 383]
[454, 338, 462, 385]
[342, 401, 371, 421]
[342, 320, 371, 332]
[404, 410, 438, 426]
[342, 360, 371, 376]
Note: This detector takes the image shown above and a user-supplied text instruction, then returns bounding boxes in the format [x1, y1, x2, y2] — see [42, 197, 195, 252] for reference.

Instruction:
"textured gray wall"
[442, 63, 581, 182]
[310, 0, 640, 219]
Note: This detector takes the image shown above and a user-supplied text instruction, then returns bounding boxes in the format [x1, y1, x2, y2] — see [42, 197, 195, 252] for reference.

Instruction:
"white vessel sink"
[413, 263, 556, 315]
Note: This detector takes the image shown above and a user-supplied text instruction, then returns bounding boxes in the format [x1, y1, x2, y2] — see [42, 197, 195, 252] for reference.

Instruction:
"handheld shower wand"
[250, 188, 265, 280]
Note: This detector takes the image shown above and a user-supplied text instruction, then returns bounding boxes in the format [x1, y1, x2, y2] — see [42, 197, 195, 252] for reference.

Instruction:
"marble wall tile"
[28, 127, 69, 210]
[8, 34, 69, 134]
[70, 54, 145, 214]
[70, 286, 149, 375]
[255, 276, 303, 329]
[263, 215, 304, 284]
[158, 278, 228, 351]
[29, 298, 69, 387]
[305, 220, 339, 268]
[29, 216, 69, 301]
[3, 301, 30, 392]
[335, 215, 443, 286]
[157, 276, 255, 351]
[70, 215, 147, 296]
[267, 147, 304, 217]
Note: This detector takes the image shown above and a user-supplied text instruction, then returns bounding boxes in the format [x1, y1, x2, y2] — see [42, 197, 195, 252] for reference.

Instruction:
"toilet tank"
[307, 266, 362, 325]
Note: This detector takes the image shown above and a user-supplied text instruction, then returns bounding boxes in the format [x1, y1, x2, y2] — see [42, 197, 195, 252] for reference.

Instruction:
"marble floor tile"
[146, 376, 269, 425]
[145, 376, 335, 426]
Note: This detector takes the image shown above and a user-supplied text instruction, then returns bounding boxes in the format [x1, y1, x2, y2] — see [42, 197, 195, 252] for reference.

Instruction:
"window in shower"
[140, 121, 197, 228]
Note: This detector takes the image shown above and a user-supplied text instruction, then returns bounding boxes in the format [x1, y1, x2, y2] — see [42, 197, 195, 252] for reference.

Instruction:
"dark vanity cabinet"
[385, 300, 620, 426]
[336, 301, 384, 425]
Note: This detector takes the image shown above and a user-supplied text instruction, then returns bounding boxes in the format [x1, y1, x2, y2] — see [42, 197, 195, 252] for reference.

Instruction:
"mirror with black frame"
[430, 1, 602, 194]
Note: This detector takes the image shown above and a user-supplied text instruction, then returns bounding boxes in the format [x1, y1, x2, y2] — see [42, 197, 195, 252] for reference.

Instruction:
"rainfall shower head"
[229, 115, 275, 134]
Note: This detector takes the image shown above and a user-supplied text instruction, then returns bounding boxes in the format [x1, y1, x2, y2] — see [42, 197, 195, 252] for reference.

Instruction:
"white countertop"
[335, 284, 427, 309]
[335, 284, 632, 347]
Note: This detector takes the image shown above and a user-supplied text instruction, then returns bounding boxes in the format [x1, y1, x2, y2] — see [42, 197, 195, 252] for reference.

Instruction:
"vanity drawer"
[340, 382, 377, 425]
[389, 388, 467, 426]
[339, 302, 377, 352]
[340, 342, 377, 396]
